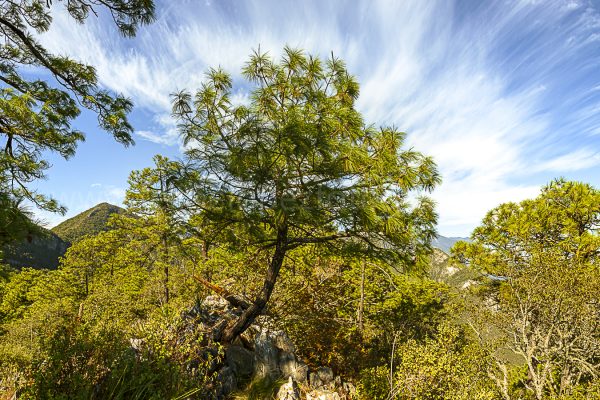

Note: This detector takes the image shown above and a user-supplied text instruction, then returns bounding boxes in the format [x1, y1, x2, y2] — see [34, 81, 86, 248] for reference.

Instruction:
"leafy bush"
[358, 323, 499, 400]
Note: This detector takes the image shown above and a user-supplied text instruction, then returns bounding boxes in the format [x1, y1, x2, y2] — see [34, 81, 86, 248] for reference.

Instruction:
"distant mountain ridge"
[52, 202, 125, 243]
[432, 235, 469, 254]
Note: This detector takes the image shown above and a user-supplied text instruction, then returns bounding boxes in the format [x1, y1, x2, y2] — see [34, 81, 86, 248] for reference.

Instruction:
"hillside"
[51, 202, 125, 243]
[2, 228, 69, 270]
[427, 247, 479, 289]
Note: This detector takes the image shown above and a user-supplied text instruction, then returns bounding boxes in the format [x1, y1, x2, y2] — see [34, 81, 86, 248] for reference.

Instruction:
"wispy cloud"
[136, 130, 177, 146]
[37, 0, 600, 235]
[534, 148, 600, 172]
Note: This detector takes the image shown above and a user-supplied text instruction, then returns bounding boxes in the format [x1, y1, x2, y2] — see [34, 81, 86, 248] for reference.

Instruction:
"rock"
[309, 367, 334, 389]
[342, 382, 356, 396]
[215, 366, 237, 399]
[276, 376, 301, 400]
[203, 295, 233, 318]
[225, 345, 255, 379]
[279, 354, 309, 383]
[316, 367, 334, 385]
[306, 388, 341, 400]
[254, 328, 281, 378]
[129, 338, 144, 352]
[461, 280, 477, 290]
[273, 330, 296, 353]
[309, 371, 323, 389]
[172, 296, 356, 398]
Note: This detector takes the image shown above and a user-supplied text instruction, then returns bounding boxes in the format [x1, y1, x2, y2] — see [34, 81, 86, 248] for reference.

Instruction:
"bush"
[357, 323, 499, 400]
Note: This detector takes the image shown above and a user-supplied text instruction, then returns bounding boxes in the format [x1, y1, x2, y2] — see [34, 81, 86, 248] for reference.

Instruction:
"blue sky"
[31, 0, 600, 237]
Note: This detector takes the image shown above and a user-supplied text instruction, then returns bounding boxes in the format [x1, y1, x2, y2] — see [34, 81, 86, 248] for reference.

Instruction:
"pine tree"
[170, 47, 441, 342]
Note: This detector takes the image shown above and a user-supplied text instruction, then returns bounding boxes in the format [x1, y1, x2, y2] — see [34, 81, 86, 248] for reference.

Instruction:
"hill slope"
[2, 228, 69, 270]
[52, 202, 125, 243]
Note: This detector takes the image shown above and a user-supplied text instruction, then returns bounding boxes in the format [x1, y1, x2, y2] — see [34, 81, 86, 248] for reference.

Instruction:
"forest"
[1, 1, 599, 399]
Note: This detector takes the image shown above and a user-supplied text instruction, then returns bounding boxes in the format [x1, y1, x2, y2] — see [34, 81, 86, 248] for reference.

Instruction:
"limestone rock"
[225, 345, 254, 379]
[215, 366, 237, 399]
[306, 388, 342, 400]
[254, 328, 282, 378]
[316, 367, 334, 385]
[276, 376, 301, 400]
[279, 354, 309, 383]
[171, 296, 357, 399]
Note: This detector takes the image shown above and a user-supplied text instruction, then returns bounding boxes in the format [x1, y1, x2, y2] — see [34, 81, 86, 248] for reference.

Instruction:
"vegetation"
[166, 47, 440, 343]
[0, 38, 598, 400]
[1, 202, 126, 270]
[453, 179, 600, 400]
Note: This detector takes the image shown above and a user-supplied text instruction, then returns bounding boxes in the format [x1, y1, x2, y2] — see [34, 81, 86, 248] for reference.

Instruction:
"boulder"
[171, 295, 357, 399]
[254, 328, 282, 378]
[215, 366, 237, 399]
[225, 345, 255, 379]
[306, 388, 342, 400]
[279, 354, 309, 383]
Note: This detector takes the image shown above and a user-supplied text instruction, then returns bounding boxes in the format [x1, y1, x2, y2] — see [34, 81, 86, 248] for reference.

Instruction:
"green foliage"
[52, 202, 126, 243]
[231, 376, 285, 400]
[0, 193, 40, 246]
[3, 36, 597, 400]
[268, 248, 451, 376]
[5, 308, 218, 400]
[165, 46, 441, 342]
[358, 323, 499, 400]
[0, 267, 47, 322]
[0, 222, 216, 398]
[171, 46, 440, 265]
[452, 179, 600, 275]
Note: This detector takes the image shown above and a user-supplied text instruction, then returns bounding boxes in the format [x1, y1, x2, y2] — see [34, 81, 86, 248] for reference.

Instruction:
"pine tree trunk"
[220, 226, 287, 343]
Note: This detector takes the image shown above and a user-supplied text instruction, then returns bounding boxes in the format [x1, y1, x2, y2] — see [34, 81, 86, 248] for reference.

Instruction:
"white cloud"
[136, 129, 178, 146]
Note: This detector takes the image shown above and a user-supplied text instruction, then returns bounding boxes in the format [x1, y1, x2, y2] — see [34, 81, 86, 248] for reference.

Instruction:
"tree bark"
[220, 225, 288, 343]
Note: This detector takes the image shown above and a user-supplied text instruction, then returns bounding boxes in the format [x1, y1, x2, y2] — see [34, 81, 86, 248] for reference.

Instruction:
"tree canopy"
[453, 179, 600, 275]
[168, 47, 440, 341]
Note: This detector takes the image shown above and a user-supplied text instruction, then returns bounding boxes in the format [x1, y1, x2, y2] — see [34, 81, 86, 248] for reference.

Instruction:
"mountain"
[2, 228, 69, 270]
[52, 202, 125, 243]
[432, 235, 469, 254]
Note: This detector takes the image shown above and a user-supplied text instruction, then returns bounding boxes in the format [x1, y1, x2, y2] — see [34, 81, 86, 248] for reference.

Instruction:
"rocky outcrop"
[182, 295, 356, 399]
[2, 229, 69, 269]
